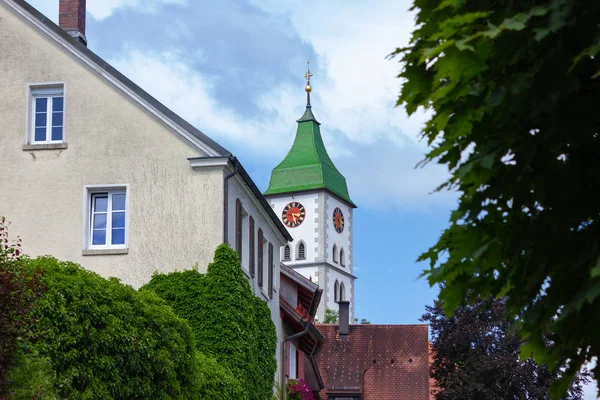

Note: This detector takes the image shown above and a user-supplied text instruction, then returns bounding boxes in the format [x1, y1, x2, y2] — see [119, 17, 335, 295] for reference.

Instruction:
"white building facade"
[0, 0, 292, 381]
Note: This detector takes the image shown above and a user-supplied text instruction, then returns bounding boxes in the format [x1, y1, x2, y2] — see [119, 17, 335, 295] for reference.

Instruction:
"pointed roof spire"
[264, 61, 355, 207]
[304, 60, 313, 107]
[298, 60, 319, 124]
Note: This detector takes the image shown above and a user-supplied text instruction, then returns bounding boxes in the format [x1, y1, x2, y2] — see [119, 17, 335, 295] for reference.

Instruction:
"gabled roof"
[4, 0, 293, 241]
[264, 105, 356, 208]
[315, 324, 430, 400]
[4, 0, 229, 157]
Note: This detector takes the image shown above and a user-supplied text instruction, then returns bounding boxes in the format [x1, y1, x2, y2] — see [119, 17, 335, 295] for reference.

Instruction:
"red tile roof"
[315, 324, 430, 400]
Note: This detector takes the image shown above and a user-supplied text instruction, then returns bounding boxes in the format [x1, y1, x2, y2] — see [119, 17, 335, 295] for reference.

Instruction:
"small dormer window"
[30, 86, 64, 144]
[297, 241, 306, 260]
[283, 244, 291, 261]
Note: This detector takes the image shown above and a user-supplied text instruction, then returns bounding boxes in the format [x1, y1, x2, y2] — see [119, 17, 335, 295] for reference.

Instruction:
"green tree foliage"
[322, 309, 370, 324]
[391, 0, 600, 396]
[8, 256, 197, 399]
[423, 295, 588, 399]
[143, 244, 278, 400]
[0, 218, 45, 397]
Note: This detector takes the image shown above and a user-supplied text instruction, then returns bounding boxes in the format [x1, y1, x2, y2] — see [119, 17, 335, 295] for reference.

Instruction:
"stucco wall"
[0, 2, 224, 288]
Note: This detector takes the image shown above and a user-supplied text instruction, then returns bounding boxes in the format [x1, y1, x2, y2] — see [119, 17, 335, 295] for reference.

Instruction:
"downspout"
[282, 322, 310, 400]
[223, 158, 239, 243]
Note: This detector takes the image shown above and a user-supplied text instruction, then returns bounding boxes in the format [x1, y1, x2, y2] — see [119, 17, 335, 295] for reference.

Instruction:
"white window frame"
[289, 342, 298, 379]
[83, 185, 129, 251]
[28, 84, 65, 144]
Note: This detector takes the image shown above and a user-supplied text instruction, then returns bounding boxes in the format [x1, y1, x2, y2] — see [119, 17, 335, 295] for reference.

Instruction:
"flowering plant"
[286, 378, 315, 400]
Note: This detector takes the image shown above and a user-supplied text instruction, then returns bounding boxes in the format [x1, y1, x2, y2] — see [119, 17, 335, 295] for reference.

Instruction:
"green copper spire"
[264, 62, 355, 207]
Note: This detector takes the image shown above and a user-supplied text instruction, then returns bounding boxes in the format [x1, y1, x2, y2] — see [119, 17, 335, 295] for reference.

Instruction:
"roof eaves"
[280, 262, 319, 292]
[8, 0, 230, 157]
[230, 157, 293, 242]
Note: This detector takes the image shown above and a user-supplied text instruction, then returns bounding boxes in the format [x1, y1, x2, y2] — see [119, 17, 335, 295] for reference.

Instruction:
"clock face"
[282, 202, 306, 228]
[333, 207, 344, 233]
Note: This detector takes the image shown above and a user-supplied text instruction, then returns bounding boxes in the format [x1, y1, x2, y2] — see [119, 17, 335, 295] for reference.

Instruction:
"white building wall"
[267, 191, 356, 322]
[0, 2, 289, 387]
[0, 2, 225, 288]
[325, 193, 354, 274]
[227, 176, 287, 384]
[268, 192, 319, 264]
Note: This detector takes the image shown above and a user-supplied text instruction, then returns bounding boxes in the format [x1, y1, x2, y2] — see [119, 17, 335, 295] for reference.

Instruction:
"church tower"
[264, 63, 357, 322]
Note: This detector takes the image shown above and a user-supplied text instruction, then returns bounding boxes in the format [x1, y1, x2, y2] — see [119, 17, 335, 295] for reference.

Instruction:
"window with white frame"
[88, 190, 127, 248]
[283, 244, 291, 261]
[289, 343, 298, 379]
[31, 86, 64, 143]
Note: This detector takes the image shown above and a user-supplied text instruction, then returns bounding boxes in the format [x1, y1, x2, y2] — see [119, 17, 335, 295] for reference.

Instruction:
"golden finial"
[304, 60, 313, 105]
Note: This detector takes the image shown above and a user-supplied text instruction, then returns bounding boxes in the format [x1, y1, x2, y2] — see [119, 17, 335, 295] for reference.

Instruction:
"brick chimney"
[338, 301, 350, 341]
[59, 0, 87, 46]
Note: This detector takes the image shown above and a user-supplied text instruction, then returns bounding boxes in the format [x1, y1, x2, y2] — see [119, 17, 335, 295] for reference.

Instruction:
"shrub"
[286, 379, 315, 400]
[144, 244, 278, 400]
[8, 257, 197, 399]
[0, 218, 46, 397]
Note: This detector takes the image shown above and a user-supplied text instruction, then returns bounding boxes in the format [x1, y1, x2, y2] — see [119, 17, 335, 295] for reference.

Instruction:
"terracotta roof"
[315, 324, 430, 400]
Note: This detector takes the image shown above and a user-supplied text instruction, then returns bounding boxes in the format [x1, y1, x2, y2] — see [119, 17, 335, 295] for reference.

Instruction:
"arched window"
[340, 282, 346, 302]
[334, 280, 339, 302]
[297, 241, 306, 260]
[333, 244, 338, 263]
[340, 248, 345, 267]
[283, 244, 291, 261]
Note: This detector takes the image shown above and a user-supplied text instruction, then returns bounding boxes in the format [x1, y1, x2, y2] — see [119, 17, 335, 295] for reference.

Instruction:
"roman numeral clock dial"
[282, 202, 306, 228]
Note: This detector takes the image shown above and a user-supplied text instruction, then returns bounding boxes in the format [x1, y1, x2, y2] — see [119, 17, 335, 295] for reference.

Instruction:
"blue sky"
[26, 1, 597, 397]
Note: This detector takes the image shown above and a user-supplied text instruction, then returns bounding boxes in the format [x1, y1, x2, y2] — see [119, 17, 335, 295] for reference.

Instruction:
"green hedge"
[144, 244, 278, 400]
[7, 257, 197, 399]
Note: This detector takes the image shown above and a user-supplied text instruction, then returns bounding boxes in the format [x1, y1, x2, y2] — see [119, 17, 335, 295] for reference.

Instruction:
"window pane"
[53, 97, 63, 112]
[34, 127, 46, 142]
[112, 212, 125, 228]
[94, 196, 108, 212]
[52, 112, 63, 127]
[111, 228, 125, 245]
[51, 127, 63, 141]
[35, 97, 47, 112]
[112, 193, 126, 211]
[92, 229, 106, 245]
[35, 113, 47, 127]
[93, 213, 106, 229]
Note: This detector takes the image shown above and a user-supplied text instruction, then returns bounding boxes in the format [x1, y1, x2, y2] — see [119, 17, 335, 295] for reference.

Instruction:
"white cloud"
[338, 140, 456, 210]
[25, 0, 187, 23]
[103, 0, 453, 208]
[248, 0, 428, 145]
[87, 0, 187, 21]
[109, 50, 299, 153]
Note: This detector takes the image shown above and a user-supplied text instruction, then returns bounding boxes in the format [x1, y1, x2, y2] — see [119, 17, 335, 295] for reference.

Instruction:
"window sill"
[242, 267, 251, 280]
[82, 248, 128, 256]
[261, 290, 271, 301]
[23, 143, 68, 151]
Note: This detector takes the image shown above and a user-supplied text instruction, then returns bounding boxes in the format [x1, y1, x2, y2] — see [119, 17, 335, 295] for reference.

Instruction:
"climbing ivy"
[144, 244, 278, 400]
